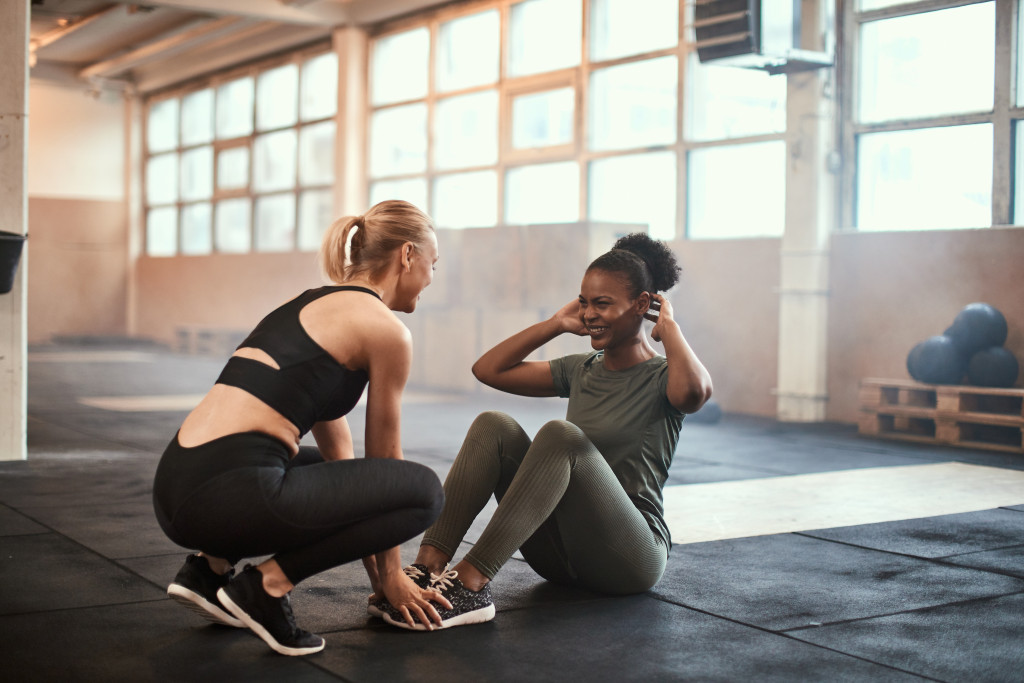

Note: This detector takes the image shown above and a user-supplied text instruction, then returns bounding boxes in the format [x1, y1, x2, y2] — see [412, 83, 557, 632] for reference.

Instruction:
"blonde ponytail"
[319, 200, 435, 285]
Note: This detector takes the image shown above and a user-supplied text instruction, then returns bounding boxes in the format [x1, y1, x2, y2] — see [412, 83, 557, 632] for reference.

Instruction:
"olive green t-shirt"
[549, 351, 684, 548]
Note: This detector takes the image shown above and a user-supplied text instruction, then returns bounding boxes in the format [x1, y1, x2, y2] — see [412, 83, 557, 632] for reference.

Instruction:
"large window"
[144, 50, 338, 257]
[847, 0, 1003, 231]
[368, 0, 787, 239]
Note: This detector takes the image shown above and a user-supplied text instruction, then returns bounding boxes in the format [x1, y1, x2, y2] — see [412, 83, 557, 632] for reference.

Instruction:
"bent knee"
[467, 411, 531, 449]
[405, 461, 444, 515]
[470, 410, 520, 434]
[534, 419, 589, 449]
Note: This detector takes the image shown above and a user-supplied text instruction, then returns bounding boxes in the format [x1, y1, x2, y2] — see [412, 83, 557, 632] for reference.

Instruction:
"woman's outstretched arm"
[646, 293, 713, 413]
[472, 300, 587, 396]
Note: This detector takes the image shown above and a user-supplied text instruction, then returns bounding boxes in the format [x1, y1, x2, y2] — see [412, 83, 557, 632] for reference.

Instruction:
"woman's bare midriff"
[177, 348, 302, 455]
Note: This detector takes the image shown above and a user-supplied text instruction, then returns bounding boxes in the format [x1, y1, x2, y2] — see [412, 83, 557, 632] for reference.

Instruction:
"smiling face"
[396, 231, 439, 314]
[578, 268, 648, 351]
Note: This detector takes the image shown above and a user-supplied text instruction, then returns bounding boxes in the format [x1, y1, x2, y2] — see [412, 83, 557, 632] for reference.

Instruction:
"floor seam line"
[647, 595, 945, 682]
[779, 589, 1024, 633]
[791, 530, 1024, 574]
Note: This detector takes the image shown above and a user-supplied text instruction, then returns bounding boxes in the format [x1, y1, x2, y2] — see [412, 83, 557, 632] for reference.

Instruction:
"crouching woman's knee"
[406, 460, 445, 530]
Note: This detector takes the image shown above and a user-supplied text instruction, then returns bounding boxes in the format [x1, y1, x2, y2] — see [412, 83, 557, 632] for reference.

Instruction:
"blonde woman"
[153, 200, 451, 656]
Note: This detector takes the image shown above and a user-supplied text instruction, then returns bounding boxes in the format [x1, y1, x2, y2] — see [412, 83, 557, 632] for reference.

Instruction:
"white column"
[333, 26, 368, 216]
[775, 0, 837, 422]
[125, 92, 143, 336]
[0, 0, 29, 460]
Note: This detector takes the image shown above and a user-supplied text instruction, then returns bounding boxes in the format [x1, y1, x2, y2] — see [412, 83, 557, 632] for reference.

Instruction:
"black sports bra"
[214, 285, 380, 435]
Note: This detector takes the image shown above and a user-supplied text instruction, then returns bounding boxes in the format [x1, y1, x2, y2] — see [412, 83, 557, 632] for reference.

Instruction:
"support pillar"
[775, 0, 838, 422]
[333, 26, 368, 216]
[0, 0, 30, 460]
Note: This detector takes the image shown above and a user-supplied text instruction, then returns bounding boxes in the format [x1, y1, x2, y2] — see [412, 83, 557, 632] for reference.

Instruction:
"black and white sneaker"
[217, 565, 324, 656]
[382, 567, 495, 631]
[166, 554, 244, 628]
[367, 564, 432, 618]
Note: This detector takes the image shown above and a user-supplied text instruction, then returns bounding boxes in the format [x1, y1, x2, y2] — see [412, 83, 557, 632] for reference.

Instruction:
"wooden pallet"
[859, 378, 1024, 453]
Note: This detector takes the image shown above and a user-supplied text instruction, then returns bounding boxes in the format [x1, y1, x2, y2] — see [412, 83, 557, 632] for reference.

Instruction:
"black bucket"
[0, 232, 27, 295]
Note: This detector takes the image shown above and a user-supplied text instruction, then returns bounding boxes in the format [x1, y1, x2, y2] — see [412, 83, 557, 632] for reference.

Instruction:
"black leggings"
[153, 432, 443, 585]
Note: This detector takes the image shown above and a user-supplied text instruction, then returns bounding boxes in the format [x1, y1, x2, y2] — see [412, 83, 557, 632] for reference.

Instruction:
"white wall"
[26, 80, 129, 342]
[27, 80, 125, 200]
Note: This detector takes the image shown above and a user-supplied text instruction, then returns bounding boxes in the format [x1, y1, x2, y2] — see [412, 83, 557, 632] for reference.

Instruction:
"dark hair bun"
[612, 232, 681, 293]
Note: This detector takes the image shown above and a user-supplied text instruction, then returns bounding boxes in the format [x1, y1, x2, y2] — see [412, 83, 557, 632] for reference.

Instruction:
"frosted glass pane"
[435, 91, 499, 170]
[215, 198, 251, 253]
[509, 0, 581, 77]
[437, 10, 500, 92]
[148, 98, 178, 153]
[857, 125, 992, 231]
[146, 153, 178, 205]
[299, 122, 335, 185]
[505, 162, 579, 224]
[590, 0, 678, 61]
[146, 207, 177, 257]
[253, 130, 297, 192]
[257, 64, 299, 131]
[686, 53, 786, 141]
[298, 189, 334, 251]
[301, 52, 338, 121]
[589, 152, 676, 240]
[432, 171, 497, 228]
[180, 146, 213, 201]
[512, 88, 574, 149]
[181, 89, 213, 146]
[372, 28, 430, 105]
[370, 104, 428, 176]
[217, 147, 249, 191]
[859, 3, 995, 122]
[589, 57, 677, 151]
[216, 77, 254, 139]
[369, 178, 429, 210]
[181, 202, 212, 255]
[687, 142, 785, 239]
[255, 193, 296, 252]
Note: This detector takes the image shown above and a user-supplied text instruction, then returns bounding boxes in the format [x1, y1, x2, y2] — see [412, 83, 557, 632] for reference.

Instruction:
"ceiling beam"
[78, 15, 249, 81]
[30, 4, 121, 52]
[131, 21, 332, 93]
[114, 0, 353, 26]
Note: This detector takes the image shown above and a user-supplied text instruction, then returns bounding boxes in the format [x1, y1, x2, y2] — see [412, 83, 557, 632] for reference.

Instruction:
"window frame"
[839, 0, 1015, 231]
[141, 42, 338, 257]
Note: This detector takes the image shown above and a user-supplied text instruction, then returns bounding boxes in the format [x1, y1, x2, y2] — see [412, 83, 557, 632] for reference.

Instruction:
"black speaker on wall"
[693, 0, 833, 74]
[694, 0, 761, 63]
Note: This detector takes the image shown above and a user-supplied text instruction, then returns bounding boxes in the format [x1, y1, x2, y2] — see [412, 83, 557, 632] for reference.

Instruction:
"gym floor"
[2, 340, 1023, 681]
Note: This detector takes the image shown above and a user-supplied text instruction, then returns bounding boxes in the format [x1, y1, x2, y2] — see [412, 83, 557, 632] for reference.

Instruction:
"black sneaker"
[166, 554, 244, 628]
[382, 567, 495, 631]
[217, 565, 325, 656]
[367, 564, 433, 618]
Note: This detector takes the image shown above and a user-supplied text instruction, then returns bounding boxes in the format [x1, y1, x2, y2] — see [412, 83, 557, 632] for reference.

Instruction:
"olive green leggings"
[421, 411, 667, 595]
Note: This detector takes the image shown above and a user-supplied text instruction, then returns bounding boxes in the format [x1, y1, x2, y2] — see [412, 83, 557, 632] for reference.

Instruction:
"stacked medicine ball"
[906, 303, 1019, 387]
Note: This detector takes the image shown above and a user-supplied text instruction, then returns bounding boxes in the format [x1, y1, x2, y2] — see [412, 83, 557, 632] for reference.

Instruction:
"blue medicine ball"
[967, 347, 1019, 388]
[907, 336, 967, 385]
[946, 303, 1008, 356]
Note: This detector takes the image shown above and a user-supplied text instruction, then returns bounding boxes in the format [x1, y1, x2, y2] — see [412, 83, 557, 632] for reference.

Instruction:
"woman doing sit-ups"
[373, 232, 712, 629]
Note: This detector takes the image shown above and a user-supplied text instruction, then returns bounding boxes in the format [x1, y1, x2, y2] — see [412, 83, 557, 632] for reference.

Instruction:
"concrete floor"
[2, 340, 1023, 681]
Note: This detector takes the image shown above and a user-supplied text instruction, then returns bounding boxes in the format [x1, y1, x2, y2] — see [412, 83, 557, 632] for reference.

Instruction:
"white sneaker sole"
[367, 595, 385, 618]
[167, 583, 244, 628]
[382, 603, 496, 631]
[217, 587, 325, 657]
